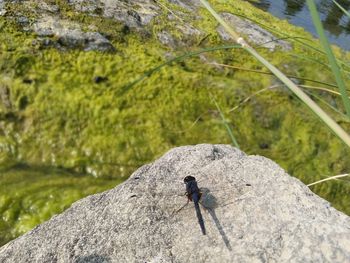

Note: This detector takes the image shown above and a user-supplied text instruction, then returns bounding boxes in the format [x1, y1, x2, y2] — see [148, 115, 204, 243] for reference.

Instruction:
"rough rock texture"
[168, 0, 200, 11]
[0, 0, 5, 16]
[0, 144, 349, 263]
[0, 0, 292, 50]
[70, 0, 159, 27]
[33, 16, 115, 51]
[217, 13, 292, 51]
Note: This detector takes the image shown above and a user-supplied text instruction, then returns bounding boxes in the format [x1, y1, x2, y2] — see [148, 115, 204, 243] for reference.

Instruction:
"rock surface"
[0, 0, 5, 16]
[217, 13, 291, 51]
[0, 144, 349, 263]
[33, 16, 115, 51]
[70, 0, 159, 27]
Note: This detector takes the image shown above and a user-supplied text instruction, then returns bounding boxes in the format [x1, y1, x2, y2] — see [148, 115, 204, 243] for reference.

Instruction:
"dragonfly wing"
[199, 183, 254, 210]
[161, 181, 254, 217]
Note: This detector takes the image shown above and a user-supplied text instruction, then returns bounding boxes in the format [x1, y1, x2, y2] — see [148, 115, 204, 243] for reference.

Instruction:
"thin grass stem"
[229, 86, 272, 112]
[332, 0, 350, 18]
[210, 92, 240, 148]
[154, 0, 184, 22]
[229, 11, 350, 70]
[173, 114, 206, 134]
[199, 0, 350, 148]
[307, 174, 350, 186]
[208, 62, 338, 88]
[307, 0, 350, 117]
[303, 89, 349, 120]
[290, 53, 332, 71]
[229, 84, 349, 121]
[300, 85, 344, 96]
[119, 45, 241, 95]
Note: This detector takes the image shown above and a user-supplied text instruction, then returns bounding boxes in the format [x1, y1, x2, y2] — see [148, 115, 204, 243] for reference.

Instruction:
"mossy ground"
[0, 0, 349, 245]
[0, 165, 124, 247]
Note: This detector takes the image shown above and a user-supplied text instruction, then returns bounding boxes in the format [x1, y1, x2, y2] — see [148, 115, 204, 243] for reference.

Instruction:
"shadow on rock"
[201, 188, 233, 251]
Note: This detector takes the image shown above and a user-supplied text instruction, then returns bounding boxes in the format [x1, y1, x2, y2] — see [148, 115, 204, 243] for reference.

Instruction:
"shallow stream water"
[248, 0, 350, 50]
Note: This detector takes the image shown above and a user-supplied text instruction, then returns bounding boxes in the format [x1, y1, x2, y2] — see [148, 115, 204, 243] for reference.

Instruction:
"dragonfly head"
[183, 175, 196, 183]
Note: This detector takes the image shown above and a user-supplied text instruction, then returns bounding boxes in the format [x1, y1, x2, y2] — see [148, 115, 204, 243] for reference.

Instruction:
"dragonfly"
[161, 175, 253, 236]
[182, 175, 206, 234]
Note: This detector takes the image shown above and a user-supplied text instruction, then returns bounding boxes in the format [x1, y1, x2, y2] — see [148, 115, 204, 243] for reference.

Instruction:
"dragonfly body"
[184, 176, 206, 235]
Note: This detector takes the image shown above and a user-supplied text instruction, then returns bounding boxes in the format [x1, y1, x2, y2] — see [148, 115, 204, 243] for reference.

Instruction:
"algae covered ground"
[0, 165, 123, 246]
[0, 0, 349, 246]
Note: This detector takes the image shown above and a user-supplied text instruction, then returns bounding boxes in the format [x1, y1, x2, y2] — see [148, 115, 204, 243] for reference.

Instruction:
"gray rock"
[168, 0, 200, 11]
[0, 84, 12, 110]
[0, 0, 5, 16]
[33, 16, 115, 52]
[69, 0, 103, 14]
[3, 0, 203, 48]
[83, 32, 115, 52]
[157, 31, 176, 47]
[69, 0, 202, 46]
[37, 2, 60, 13]
[0, 144, 349, 262]
[217, 13, 292, 51]
[176, 23, 201, 37]
[70, 0, 160, 28]
[16, 16, 29, 25]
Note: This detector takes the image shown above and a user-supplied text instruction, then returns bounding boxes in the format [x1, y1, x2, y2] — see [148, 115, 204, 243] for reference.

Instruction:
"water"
[247, 0, 350, 50]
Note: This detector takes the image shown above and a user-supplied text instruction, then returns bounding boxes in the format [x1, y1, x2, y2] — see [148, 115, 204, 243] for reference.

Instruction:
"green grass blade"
[211, 95, 240, 148]
[246, 46, 350, 147]
[199, 0, 350, 148]
[199, 0, 241, 43]
[228, 84, 349, 121]
[303, 89, 349, 120]
[307, 0, 350, 117]
[290, 53, 332, 71]
[208, 62, 338, 88]
[333, 0, 350, 18]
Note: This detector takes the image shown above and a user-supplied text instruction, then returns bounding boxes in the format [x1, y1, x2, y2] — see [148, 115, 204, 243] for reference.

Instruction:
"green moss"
[0, 0, 349, 246]
[0, 164, 123, 246]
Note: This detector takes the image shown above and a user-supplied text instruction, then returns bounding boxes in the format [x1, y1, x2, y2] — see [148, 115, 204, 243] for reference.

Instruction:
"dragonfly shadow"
[200, 188, 233, 252]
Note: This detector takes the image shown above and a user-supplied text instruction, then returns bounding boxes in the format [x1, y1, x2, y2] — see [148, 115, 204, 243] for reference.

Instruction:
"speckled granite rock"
[0, 144, 349, 263]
